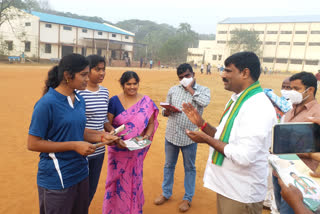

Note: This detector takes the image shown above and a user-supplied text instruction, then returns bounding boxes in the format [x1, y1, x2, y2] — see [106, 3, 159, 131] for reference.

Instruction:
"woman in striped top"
[77, 55, 115, 205]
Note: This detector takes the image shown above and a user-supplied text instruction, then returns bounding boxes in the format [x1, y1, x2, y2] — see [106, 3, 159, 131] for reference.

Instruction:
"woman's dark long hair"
[43, 53, 89, 95]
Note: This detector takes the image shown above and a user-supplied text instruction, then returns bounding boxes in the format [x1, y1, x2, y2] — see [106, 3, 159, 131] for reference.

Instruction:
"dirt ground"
[0, 64, 289, 214]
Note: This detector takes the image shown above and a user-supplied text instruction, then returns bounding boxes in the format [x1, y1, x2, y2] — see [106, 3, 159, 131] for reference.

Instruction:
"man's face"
[221, 64, 243, 93]
[290, 79, 313, 102]
[281, 79, 291, 90]
[178, 70, 194, 80]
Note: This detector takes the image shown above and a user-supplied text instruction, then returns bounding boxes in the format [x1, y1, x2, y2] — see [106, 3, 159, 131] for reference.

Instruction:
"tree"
[228, 29, 261, 56]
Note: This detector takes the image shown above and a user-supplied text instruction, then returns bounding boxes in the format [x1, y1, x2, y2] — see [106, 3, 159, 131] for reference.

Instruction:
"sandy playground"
[0, 63, 289, 213]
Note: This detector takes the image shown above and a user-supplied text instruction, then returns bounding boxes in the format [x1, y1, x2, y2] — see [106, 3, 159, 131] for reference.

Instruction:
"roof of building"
[29, 11, 133, 36]
[219, 15, 320, 24]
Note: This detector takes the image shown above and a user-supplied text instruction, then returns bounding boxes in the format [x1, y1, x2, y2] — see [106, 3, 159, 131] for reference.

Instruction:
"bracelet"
[200, 122, 208, 131]
[144, 135, 150, 140]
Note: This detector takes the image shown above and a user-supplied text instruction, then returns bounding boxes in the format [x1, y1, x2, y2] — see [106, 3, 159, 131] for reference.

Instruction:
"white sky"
[49, 0, 320, 34]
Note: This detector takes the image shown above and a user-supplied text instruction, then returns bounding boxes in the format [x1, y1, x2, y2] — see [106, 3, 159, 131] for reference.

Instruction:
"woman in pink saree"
[103, 71, 159, 214]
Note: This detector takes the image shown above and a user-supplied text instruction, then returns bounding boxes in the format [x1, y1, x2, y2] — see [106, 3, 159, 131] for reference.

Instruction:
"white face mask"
[281, 90, 291, 99]
[180, 77, 193, 87]
[284, 89, 309, 105]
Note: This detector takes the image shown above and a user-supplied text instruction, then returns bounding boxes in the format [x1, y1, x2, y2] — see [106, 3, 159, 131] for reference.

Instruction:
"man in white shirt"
[182, 52, 277, 214]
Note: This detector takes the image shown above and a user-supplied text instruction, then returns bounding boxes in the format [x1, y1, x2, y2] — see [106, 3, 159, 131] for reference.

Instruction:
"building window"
[218, 55, 222, 60]
[112, 34, 116, 37]
[6, 41, 13, 51]
[305, 60, 319, 65]
[45, 44, 51, 53]
[63, 26, 72, 31]
[295, 31, 307, 34]
[125, 35, 129, 39]
[263, 58, 274, 63]
[293, 42, 305, 46]
[217, 40, 226, 44]
[97, 48, 102, 56]
[25, 41, 31, 52]
[267, 31, 278, 34]
[82, 29, 87, 33]
[218, 31, 227, 34]
[310, 31, 320, 34]
[98, 31, 103, 35]
[265, 41, 276, 45]
[212, 55, 217, 60]
[309, 42, 320, 46]
[25, 22, 31, 26]
[81, 47, 86, 56]
[45, 24, 52, 28]
[290, 59, 303, 64]
[280, 31, 292, 34]
[276, 58, 288, 64]
[256, 31, 265, 34]
[279, 42, 290, 45]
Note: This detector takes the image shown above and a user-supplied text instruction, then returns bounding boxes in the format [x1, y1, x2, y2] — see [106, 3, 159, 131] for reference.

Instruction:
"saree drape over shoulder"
[103, 95, 159, 214]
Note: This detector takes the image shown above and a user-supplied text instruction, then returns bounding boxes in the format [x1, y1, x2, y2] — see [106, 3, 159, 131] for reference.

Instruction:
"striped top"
[76, 86, 109, 157]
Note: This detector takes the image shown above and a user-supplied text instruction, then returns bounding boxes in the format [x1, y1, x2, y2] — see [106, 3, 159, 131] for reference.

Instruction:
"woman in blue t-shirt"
[28, 54, 118, 214]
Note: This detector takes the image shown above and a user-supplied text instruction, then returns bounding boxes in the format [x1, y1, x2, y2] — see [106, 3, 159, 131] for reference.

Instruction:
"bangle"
[144, 135, 150, 140]
[200, 122, 208, 131]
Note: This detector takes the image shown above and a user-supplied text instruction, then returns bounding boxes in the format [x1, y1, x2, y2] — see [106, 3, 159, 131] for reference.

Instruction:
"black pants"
[38, 177, 89, 214]
[88, 153, 105, 205]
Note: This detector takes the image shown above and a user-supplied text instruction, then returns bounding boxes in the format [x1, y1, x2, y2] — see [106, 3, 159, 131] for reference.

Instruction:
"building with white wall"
[187, 15, 320, 73]
[0, 7, 135, 61]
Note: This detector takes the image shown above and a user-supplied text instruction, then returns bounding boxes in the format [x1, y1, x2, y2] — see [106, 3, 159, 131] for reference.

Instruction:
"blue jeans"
[88, 153, 105, 205]
[162, 139, 197, 202]
[272, 174, 294, 214]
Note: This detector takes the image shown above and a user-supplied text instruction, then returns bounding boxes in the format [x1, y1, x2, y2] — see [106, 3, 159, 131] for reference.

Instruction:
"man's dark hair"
[177, 63, 194, 76]
[86, 55, 105, 70]
[289, 71, 317, 96]
[224, 52, 261, 81]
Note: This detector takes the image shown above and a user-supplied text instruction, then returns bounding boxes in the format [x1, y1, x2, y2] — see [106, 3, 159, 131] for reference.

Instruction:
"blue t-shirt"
[29, 87, 88, 189]
[108, 96, 125, 118]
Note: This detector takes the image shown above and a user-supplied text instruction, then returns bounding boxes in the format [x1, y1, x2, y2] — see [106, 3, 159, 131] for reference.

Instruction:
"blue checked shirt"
[164, 83, 211, 146]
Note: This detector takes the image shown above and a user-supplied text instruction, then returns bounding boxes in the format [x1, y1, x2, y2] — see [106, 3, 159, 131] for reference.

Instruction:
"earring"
[66, 79, 69, 84]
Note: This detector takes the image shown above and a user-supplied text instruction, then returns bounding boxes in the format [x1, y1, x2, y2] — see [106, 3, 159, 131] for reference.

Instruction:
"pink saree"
[102, 95, 159, 214]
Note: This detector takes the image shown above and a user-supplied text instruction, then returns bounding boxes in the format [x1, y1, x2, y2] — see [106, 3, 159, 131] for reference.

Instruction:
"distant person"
[125, 57, 129, 67]
[194, 63, 197, 70]
[150, 59, 153, 69]
[200, 63, 204, 74]
[264, 66, 268, 75]
[27, 54, 118, 214]
[128, 57, 131, 67]
[206, 63, 211, 75]
[158, 60, 161, 68]
[109, 57, 112, 67]
[21, 52, 25, 63]
[154, 63, 210, 212]
[219, 65, 224, 74]
[140, 57, 143, 68]
[103, 71, 159, 214]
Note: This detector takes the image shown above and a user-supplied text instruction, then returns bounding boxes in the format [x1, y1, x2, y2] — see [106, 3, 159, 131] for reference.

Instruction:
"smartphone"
[272, 122, 320, 154]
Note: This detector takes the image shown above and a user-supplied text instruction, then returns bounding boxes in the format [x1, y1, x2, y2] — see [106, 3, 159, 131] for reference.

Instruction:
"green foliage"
[117, 20, 201, 63]
[228, 29, 261, 56]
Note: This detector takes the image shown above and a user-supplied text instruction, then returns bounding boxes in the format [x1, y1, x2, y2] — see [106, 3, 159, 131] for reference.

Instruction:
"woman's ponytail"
[43, 65, 62, 95]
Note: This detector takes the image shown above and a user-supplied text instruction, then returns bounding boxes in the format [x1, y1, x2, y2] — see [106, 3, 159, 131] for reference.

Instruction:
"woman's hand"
[101, 132, 119, 143]
[73, 141, 96, 156]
